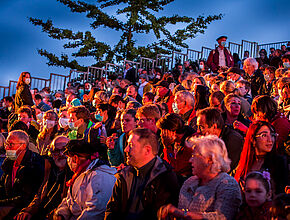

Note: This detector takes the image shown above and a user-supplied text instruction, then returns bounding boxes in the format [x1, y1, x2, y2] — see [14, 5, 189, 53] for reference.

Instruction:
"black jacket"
[246, 69, 267, 98]
[15, 84, 34, 112]
[105, 156, 180, 220]
[125, 68, 138, 83]
[220, 125, 244, 172]
[0, 149, 45, 217]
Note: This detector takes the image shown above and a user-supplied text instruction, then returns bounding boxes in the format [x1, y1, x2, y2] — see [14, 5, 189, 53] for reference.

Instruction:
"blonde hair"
[187, 135, 231, 173]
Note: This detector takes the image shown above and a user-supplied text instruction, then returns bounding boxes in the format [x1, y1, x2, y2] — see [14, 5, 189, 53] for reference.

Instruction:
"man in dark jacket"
[243, 57, 268, 98]
[206, 36, 234, 72]
[196, 107, 244, 172]
[124, 63, 138, 83]
[0, 130, 45, 219]
[105, 128, 180, 220]
[15, 135, 72, 220]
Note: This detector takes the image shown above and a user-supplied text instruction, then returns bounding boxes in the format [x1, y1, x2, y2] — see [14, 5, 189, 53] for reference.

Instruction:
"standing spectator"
[105, 128, 180, 220]
[15, 72, 34, 113]
[124, 63, 137, 83]
[207, 36, 234, 72]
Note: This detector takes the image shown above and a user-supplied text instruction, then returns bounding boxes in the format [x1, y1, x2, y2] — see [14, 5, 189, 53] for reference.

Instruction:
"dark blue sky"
[0, 0, 289, 86]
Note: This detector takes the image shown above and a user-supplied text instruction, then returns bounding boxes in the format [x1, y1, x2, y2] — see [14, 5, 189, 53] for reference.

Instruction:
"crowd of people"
[0, 37, 289, 219]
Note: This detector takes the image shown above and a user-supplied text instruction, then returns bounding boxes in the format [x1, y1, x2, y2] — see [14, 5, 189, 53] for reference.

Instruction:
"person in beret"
[54, 139, 116, 220]
[206, 35, 234, 73]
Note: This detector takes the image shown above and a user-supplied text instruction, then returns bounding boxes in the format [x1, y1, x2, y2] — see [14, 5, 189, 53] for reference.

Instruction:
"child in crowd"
[236, 171, 272, 220]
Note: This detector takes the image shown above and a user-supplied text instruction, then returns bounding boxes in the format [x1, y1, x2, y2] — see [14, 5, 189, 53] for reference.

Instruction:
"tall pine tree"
[30, 0, 222, 71]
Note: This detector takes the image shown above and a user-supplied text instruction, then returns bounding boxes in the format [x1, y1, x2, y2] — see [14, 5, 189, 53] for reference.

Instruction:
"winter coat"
[55, 159, 116, 220]
[15, 84, 34, 113]
[105, 156, 180, 220]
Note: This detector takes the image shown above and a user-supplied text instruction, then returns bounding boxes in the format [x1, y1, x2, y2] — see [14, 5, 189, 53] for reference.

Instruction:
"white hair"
[187, 135, 231, 173]
[244, 57, 258, 70]
[175, 90, 195, 107]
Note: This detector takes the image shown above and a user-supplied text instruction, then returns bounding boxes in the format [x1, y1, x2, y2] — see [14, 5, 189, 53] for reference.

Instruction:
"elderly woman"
[159, 135, 242, 220]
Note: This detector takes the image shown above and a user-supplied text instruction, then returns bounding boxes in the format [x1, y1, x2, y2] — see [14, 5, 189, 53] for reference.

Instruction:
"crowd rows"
[0, 37, 289, 220]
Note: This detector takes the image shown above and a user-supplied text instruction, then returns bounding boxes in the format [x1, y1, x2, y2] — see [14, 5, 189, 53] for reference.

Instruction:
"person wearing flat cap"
[206, 35, 234, 72]
[54, 139, 116, 220]
[155, 80, 175, 113]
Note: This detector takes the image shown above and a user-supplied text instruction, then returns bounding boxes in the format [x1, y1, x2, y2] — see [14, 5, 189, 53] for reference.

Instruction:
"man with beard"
[105, 128, 179, 220]
[15, 135, 72, 220]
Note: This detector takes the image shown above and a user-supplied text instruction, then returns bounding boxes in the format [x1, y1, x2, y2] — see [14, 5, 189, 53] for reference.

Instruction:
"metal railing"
[258, 41, 289, 55]
[156, 54, 173, 73]
[187, 49, 201, 62]
[229, 42, 242, 57]
[201, 46, 213, 60]
[241, 40, 259, 58]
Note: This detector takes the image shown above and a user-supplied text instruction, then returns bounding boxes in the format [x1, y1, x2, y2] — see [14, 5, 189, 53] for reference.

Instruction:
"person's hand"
[14, 212, 32, 220]
[233, 120, 248, 134]
[158, 204, 176, 220]
[106, 134, 118, 149]
[161, 129, 176, 147]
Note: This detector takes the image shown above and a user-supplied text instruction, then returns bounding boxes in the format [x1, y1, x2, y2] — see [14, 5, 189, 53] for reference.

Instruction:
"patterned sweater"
[178, 172, 242, 220]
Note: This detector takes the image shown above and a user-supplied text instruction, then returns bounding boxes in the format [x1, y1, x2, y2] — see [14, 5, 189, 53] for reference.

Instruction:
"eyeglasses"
[256, 132, 278, 140]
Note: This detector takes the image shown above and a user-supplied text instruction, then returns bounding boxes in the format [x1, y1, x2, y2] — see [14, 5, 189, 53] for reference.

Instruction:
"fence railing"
[258, 41, 289, 55]
[1, 39, 288, 100]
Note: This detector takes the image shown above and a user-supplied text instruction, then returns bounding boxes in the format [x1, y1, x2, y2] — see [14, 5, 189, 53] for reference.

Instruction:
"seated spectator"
[157, 113, 195, 181]
[0, 130, 45, 219]
[251, 95, 290, 154]
[196, 107, 244, 171]
[111, 86, 125, 98]
[0, 96, 14, 131]
[15, 136, 73, 220]
[54, 139, 116, 219]
[57, 106, 70, 136]
[109, 95, 126, 111]
[234, 121, 288, 195]
[17, 106, 39, 144]
[142, 92, 154, 105]
[9, 120, 39, 154]
[95, 103, 117, 136]
[209, 91, 225, 112]
[236, 79, 253, 104]
[194, 85, 210, 112]
[107, 109, 137, 166]
[105, 128, 180, 220]
[37, 110, 59, 155]
[34, 94, 52, 112]
[138, 74, 151, 97]
[155, 80, 175, 113]
[264, 66, 276, 94]
[227, 67, 243, 82]
[0, 133, 5, 177]
[126, 85, 142, 104]
[174, 91, 196, 128]
[236, 171, 272, 220]
[223, 94, 251, 135]
[159, 135, 241, 220]
[126, 101, 142, 110]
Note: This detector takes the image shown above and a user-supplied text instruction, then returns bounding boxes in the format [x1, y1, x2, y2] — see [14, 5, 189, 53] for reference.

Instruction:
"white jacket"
[55, 159, 117, 220]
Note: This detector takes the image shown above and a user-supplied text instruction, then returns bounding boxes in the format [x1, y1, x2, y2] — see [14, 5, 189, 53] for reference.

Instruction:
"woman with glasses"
[234, 121, 288, 195]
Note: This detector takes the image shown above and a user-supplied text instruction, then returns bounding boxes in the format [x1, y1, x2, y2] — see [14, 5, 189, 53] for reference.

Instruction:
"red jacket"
[206, 47, 234, 72]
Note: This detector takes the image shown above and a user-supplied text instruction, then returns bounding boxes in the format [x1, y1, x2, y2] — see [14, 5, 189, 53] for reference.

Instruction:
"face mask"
[95, 113, 103, 122]
[55, 97, 62, 101]
[6, 150, 17, 160]
[156, 75, 161, 79]
[25, 78, 31, 85]
[59, 117, 69, 128]
[139, 79, 143, 84]
[283, 62, 290, 68]
[92, 99, 97, 107]
[36, 112, 44, 121]
[199, 64, 204, 69]
[264, 74, 271, 82]
[172, 102, 179, 114]
[221, 41, 226, 47]
[78, 89, 84, 95]
[43, 119, 56, 129]
[68, 121, 77, 130]
[67, 157, 78, 172]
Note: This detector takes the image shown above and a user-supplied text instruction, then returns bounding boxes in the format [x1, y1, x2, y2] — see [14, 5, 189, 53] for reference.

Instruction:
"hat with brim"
[216, 36, 228, 41]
